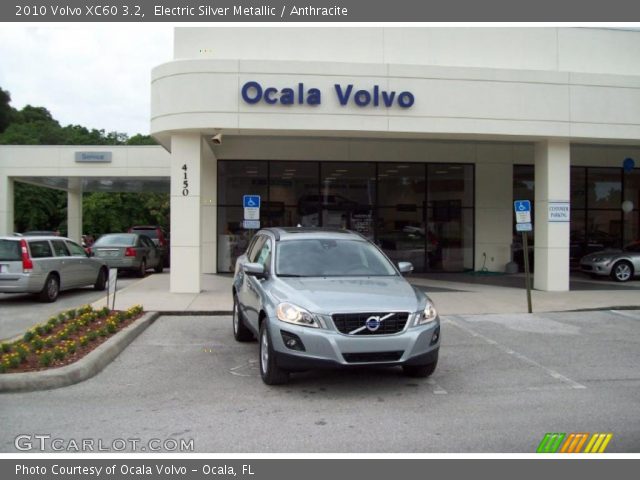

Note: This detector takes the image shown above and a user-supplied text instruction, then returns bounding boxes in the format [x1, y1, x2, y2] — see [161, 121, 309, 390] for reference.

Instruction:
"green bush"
[43, 336, 54, 348]
[67, 341, 77, 354]
[1, 343, 11, 353]
[30, 337, 44, 351]
[35, 324, 46, 336]
[53, 346, 66, 360]
[23, 330, 35, 342]
[79, 336, 89, 347]
[39, 350, 53, 367]
[47, 317, 58, 326]
[87, 330, 98, 342]
[98, 327, 108, 337]
[14, 344, 29, 361]
[43, 323, 53, 334]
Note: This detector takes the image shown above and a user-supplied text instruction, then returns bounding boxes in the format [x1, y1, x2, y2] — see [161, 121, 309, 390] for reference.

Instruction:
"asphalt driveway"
[1, 310, 639, 452]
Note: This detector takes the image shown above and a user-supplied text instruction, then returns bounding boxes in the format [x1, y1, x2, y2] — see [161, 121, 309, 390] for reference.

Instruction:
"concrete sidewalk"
[93, 271, 640, 315]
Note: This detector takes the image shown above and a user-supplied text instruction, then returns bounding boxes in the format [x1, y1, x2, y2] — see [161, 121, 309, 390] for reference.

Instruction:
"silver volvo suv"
[232, 228, 441, 385]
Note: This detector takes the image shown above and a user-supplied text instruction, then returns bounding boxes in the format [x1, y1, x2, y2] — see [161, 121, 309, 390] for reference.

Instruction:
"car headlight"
[594, 257, 612, 264]
[414, 302, 439, 326]
[276, 302, 320, 328]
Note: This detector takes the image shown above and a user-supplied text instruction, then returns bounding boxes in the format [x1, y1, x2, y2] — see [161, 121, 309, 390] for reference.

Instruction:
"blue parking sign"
[514, 200, 531, 213]
[243, 195, 261, 208]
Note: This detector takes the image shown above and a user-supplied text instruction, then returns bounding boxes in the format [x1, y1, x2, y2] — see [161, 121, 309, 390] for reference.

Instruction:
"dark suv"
[128, 226, 170, 267]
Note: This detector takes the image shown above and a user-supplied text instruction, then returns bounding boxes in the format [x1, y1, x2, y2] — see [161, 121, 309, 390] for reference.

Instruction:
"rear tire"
[137, 259, 147, 278]
[259, 322, 289, 385]
[403, 359, 438, 378]
[38, 274, 60, 303]
[154, 260, 163, 274]
[94, 268, 107, 291]
[611, 261, 633, 282]
[232, 295, 254, 342]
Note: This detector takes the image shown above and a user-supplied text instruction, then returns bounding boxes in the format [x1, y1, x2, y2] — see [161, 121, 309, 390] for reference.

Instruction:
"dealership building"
[1, 27, 639, 293]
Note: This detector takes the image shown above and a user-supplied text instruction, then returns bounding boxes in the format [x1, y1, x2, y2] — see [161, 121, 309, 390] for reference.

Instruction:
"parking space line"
[611, 310, 640, 320]
[444, 317, 587, 390]
[426, 378, 448, 395]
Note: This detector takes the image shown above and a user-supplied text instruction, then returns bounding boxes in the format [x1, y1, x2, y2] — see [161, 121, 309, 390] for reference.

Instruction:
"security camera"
[211, 133, 223, 145]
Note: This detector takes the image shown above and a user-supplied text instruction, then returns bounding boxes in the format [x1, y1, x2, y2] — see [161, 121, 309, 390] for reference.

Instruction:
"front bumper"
[268, 318, 441, 371]
[580, 260, 613, 276]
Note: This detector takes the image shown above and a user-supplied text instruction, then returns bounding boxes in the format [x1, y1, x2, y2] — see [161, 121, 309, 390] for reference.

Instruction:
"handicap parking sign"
[514, 200, 531, 224]
[243, 195, 261, 208]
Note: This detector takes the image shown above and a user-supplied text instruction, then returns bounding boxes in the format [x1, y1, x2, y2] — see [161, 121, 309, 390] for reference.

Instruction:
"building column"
[67, 179, 83, 243]
[0, 175, 14, 236]
[201, 141, 217, 274]
[534, 140, 570, 291]
[474, 146, 514, 272]
[170, 134, 202, 293]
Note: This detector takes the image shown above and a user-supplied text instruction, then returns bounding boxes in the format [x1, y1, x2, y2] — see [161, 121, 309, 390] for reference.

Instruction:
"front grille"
[332, 312, 409, 335]
[342, 351, 404, 363]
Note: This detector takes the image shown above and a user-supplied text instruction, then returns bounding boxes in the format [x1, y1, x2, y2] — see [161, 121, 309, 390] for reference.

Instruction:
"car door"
[141, 235, 160, 267]
[243, 237, 273, 333]
[65, 240, 98, 286]
[237, 235, 266, 327]
[49, 239, 73, 289]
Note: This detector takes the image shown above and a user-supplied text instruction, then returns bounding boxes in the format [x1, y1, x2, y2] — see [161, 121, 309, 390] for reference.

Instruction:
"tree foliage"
[1, 87, 168, 236]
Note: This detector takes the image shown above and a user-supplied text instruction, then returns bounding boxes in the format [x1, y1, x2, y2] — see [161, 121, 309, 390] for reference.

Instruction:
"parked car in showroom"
[0, 236, 108, 302]
[128, 225, 170, 267]
[232, 227, 441, 385]
[580, 241, 640, 282]
[91, 233, 163, 277]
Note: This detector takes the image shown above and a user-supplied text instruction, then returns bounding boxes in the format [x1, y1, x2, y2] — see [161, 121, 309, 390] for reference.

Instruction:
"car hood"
[582, 249, 623, 260]
[269, 276, 426, 314]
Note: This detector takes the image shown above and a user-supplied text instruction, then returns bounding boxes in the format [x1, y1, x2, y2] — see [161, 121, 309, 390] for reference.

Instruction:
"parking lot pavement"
[0, 276, 140, 341]
[1, 311, 640, 453]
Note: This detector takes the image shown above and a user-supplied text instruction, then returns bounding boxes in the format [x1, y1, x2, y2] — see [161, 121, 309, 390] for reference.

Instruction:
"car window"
[141, 236, 154, 248]
[94, 234, 136, 246]
[248, 236, 266, 262]
[277, 239, 397, 277]
[133, 228, 159, 239]
[29, 240, 53, 258]
[0, 239, 21, 261]
[51, 240, 70, 257]
[66, 241, 86, 257]
[255, 239, 272, 270]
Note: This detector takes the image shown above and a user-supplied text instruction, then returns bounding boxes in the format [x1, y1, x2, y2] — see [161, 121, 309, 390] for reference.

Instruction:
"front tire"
[232, 295, 253, 342]
[259, 322, 289, 385]
[154, 260, 164, 274]
[38, 274, 60, 303]
[611, 261, 633, 282]
[94, 268, 107, 291]
[403, 359, 438, 378]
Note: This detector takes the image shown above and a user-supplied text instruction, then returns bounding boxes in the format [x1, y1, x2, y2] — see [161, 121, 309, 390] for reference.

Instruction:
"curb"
[0, 312, 159, 393]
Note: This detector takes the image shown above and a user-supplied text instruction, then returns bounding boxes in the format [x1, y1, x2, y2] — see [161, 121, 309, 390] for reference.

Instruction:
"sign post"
[514, 200, 533, 313]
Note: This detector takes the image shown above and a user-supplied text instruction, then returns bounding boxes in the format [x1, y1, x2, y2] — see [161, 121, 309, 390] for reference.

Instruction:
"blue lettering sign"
[240, 81, 414, 108]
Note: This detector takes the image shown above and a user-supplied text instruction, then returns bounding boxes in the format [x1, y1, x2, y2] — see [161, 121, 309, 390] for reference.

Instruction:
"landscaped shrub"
[39, 350, 53, 367]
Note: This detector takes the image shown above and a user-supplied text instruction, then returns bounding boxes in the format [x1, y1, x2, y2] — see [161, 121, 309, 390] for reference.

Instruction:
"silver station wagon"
[232, 228, 441, 385]
[0, 236, 108, 302]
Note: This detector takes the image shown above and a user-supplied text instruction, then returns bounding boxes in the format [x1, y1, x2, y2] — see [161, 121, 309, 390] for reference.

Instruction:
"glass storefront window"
[217, 159, 474, 273]
[571, 167, 586, 209]
[217, 161, 267, 206]
[320, 162, 375, 238]
[587, 168, 621, 209]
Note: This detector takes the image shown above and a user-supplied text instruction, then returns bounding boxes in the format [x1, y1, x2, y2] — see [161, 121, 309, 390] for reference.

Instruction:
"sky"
[0, 25, 173, 136]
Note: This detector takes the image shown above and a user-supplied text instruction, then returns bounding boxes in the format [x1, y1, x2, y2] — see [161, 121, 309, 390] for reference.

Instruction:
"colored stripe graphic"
[584, 433, 613, 453]
[538, 432, 613, 453]
[537, 433, 565, 453]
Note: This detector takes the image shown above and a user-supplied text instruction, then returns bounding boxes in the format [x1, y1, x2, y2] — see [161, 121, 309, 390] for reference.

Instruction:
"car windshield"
[276, 239, 397, 277]
[0, 240, 21, 261]
[94, 234, 136, 246]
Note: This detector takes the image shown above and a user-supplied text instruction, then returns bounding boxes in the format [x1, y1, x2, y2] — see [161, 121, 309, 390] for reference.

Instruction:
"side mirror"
[398, 262, 414, 274]
[243, 262, 266, 278]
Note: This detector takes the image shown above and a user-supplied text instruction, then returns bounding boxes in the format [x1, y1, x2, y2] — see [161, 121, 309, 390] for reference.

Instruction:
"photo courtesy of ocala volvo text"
[231, 227, 441, 385]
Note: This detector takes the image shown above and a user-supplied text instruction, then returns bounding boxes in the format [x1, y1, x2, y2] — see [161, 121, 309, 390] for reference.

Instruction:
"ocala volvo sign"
[241, 81, 415, 108]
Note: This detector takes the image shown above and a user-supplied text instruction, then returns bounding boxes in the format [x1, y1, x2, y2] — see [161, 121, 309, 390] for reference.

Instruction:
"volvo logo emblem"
[348, 312, 395, 335]
[365, 316, 381, 331]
